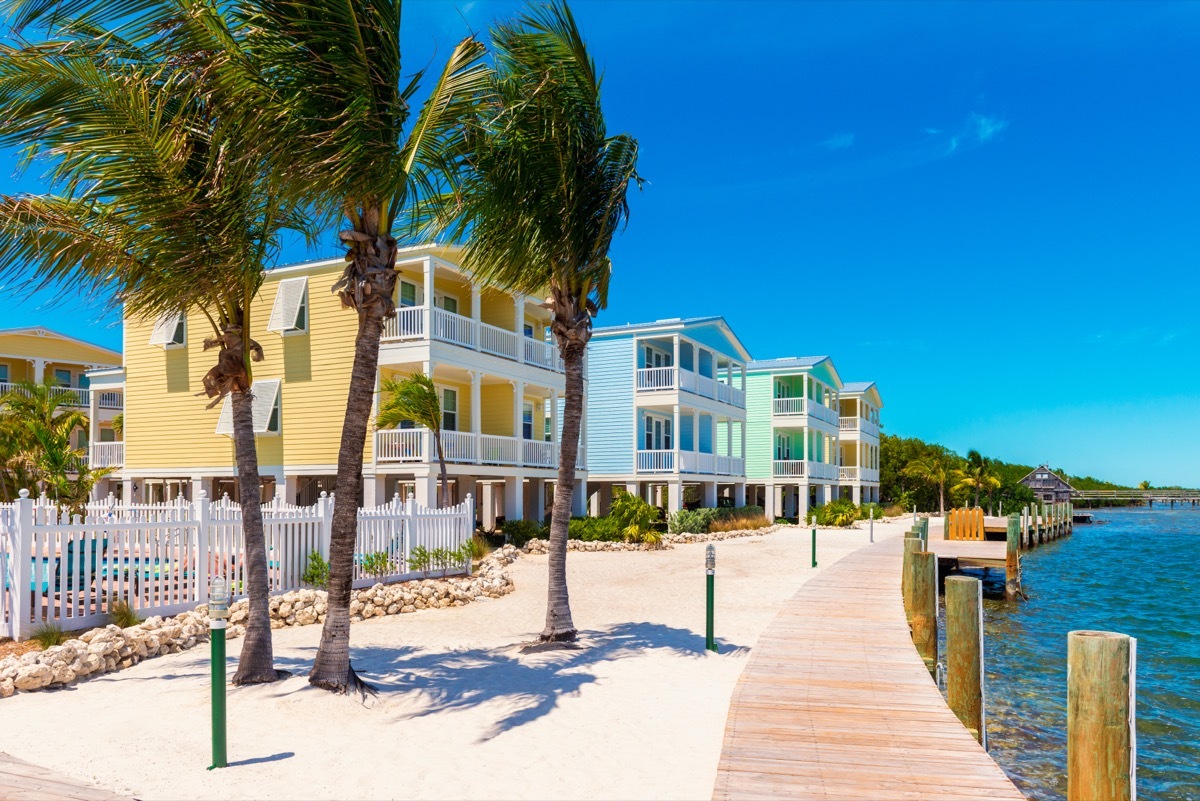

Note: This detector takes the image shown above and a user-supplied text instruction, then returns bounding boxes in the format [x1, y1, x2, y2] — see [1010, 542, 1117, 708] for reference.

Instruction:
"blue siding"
[685, 323, 746, 362]
[699, 414, 713, 454]
[585, 336, 634, 473]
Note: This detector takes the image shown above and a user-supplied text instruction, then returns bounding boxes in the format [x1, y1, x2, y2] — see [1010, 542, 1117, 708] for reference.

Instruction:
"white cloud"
[971, 113, 1007, 142]
[820, 133, 855, 150]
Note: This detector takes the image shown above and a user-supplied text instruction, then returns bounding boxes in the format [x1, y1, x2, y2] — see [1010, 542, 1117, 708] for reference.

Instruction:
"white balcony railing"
[636, 450, 674, 472]
[0, 382, 123, 410]
[716, 382, 745, 407]
[839, 466, 858, 481]
[679, 451, 715, 474]
[89, 442, 124, 468]
[809, 403, 839, 426]
[522, 439, 555, 468]
[381, 305, 562, 373]
[440, 430, 477, 462]
[716, 455, 745, 476]
[773, 460, 806, 477]
[635, 367, 745, 409]
[839, 417, 880, 438]
[809, 462, 839, 480]
[773, 397, 806, 416]
[376, 429, 426, 462]
[839, 417, 858, 431]
[636, 367, 676, 391]
[376, 429, 574, 470]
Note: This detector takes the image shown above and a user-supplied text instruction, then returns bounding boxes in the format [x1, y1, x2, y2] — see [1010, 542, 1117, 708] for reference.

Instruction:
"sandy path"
[0, 520, 909, 801]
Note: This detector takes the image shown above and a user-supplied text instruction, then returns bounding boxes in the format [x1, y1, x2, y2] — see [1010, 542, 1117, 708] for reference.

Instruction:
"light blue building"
[584, 317, 751, 514]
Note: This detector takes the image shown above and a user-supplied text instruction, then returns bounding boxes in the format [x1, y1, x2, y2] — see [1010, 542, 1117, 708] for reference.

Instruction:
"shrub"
[502, 518, 546, 547]
[709, 514, 771, 532]
[859, 502, 885, 521]
[882, 504, 906, 517]
[32, 621, 68, 649]
[668, 508, 717, 534]
[609, 489, 660, 542]
[109, 599, 142, 628]
[409, 545, 432, 576]
[301, 550, 330, 588]
[360, 551, 392, 578]
[568, 516, 623, 541]
[815, 498, 860, 527]
[462, 535, 489, 562]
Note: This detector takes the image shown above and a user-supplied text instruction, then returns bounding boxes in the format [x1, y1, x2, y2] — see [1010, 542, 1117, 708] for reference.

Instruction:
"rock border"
[0, 546, 524, 699]
[520, 523, 787, 553]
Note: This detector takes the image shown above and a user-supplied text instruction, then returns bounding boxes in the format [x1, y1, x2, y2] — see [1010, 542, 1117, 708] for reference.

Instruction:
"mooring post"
[911, 551, 938, 675]
[946, 575, 985, 746]
[1068, 631, 1136, 801]
[902, 537, 923, 623]
[1005, 513, 1021, 601]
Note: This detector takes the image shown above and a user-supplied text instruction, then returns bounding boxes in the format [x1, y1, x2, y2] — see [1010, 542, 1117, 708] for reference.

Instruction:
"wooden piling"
[902, 537, 923, 623]
[946, 575, 985, 746]
[911, 551, 938, 675]
[1067, 630, 1137, 801]
[1005, 514, 1021, 601]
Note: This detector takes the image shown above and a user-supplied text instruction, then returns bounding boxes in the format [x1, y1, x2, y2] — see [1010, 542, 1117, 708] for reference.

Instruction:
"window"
[523, 402, 534, 440]
[214, 379, 282, 436]
[0, 364, 7, 383]
[53, 368, 72, 387]
[775, 381, 792, 399]
[776, 434, 791, 460]
[663, 418, 672, 450]
[441, 388, 457, 432]
[399, 281, 420, 307]
[644, 415, 671, 450]
[524, 323, 535, 339]
[100, 428, 116, 443]
[437, 295, 459, 315]
[149, 311, 186, 348]
[644, 416, 654, 450]
[267, 276, 309, 335]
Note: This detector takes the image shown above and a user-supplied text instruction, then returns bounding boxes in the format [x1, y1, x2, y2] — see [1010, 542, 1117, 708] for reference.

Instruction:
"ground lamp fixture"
[811, 515, 818, 569]
[208, 577, 229, 770]
[705, 545, 717, 653]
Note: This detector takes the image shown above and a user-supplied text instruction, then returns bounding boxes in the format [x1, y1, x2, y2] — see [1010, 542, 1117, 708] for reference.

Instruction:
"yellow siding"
[0, 332, 119, 368]
[480, 384, 513, 437]
[124, 262, 363, 471]
[480, 289, 516, 329]
[433, 377, 471, 432]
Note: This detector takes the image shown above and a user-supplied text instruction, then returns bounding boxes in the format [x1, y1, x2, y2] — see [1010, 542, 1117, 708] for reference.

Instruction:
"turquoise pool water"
[967, 508, 1200, 800]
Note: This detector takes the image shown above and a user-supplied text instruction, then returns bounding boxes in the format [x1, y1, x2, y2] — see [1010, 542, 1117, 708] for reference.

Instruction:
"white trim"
[214, 379, 282, 436]
[267, 276, 309, 335]
[148, 312, 186, 349]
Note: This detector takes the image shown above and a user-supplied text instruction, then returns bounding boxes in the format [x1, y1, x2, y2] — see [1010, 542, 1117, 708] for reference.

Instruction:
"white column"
[734, 482, 746, 507]
[422, 257, 435, 338]
[414, 472, 438, 508]
[513, 295, 525, 363]
[773, 484, 784, 520]
[673, 404, 682, 471]
[550, 388, 560, 445]
[725, 416, 732, 460]
[512, 380, 524, 443]
[190, 476, 206, 503]
[672, 334, 680, 380]
[571, 478, 587, 517]
[798, 484, 810, 522]
[504, 473, 522, 520]
[532, 478, 546, 523]
[667, 480, 682, 513]
[589, 484, 600, 517]
[363, 474, 385, 507]
[703, 481, 717, 508]
[470, 370, 482, 463]
[481, 482, 497, 529]
[285, 474, 301, 504]
[471, 286, 481, 349]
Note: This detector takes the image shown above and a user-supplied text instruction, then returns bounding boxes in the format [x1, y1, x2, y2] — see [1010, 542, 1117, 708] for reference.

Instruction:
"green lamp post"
[208, 576, 229, 770]
[705, 544, 717, 653]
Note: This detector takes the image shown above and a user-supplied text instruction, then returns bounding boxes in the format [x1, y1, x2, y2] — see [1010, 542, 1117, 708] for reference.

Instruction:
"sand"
[1, 520, 909, 801]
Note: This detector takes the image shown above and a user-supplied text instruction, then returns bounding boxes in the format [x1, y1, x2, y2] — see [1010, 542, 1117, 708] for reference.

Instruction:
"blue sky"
[3, 1, 1199, 486]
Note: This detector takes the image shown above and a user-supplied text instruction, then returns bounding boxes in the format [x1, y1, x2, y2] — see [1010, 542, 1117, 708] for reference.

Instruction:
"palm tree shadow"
[279, 621, 748, 742]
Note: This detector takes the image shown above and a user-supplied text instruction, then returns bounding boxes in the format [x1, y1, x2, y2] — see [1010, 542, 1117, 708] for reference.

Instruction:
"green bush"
[815, 499, 862, 527]
[610, 489, 660, 543]
[32, 621, 68, 649]
[302, 550, 330, 588]
[462, 535, 489, 561]
[859, 502, 885, 521]
[668, 505, 768, 534]
[409, 545, 432, 576]
[109, 599, 142, 628]
[502, 518, 547, 547]
[360, 551, 392, 578]
[568, 516, 624, 541]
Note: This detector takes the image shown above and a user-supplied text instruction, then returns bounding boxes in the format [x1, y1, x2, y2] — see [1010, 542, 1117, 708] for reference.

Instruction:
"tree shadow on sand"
[275, 621, 749, 742]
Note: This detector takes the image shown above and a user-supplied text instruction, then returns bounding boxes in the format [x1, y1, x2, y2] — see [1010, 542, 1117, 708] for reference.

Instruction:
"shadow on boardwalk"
[270, 621, 749, 742]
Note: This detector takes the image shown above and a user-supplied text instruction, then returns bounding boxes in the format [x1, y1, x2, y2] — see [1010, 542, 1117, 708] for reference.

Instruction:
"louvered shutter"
[214, 379, 282, 436]
[267, 277, 308, 332]
[148, 312, 181, 346]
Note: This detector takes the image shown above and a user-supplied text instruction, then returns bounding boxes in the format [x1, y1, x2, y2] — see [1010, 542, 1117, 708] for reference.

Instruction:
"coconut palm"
[951, 462, 1002, 510]
[377, 373, 450, 507]
[448, 1, 641, 641]
[902, 454, 953, 515]
[0, 14, 302, 683]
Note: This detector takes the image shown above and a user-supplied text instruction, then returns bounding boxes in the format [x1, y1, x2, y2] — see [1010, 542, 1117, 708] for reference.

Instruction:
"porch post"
[673, 404, 682, 472]
[512, 380, 525, 448]
[470, 286, 481, 350]
[470, 370, 482, 464]
[422, 257, 434, 337]
[667, 480, 682, 513]
[734, 482, 746, 507]
[503, 474, 522, 520]
[513, 295, 525, 364]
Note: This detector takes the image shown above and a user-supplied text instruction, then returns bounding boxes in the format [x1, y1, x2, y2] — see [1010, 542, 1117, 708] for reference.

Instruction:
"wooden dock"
[712, 535, 1023, 800]
[928, 517, 1007, 568]
[0, 753, 130, 801]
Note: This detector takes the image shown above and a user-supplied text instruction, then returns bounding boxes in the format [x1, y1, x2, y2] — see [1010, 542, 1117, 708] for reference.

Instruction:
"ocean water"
[959, 508, 1200, 800]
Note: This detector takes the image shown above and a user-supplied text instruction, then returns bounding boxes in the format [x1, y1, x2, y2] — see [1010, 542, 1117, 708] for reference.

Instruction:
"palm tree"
[377, 373, 450, 507]
[0, 13, 301, 683]
[903, 454, 952, 514]
[448, 1, 641, 642]
[951, 462, 1002, 510]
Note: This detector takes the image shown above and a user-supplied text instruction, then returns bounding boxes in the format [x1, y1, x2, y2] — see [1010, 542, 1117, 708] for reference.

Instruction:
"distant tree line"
[879, 433, 1133, 514]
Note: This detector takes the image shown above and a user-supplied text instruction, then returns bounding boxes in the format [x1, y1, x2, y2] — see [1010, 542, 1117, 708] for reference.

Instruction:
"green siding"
[746, 372, 773, 479]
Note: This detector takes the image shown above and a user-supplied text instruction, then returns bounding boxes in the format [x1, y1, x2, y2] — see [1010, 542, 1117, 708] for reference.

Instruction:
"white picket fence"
[0, 490, 474, 640]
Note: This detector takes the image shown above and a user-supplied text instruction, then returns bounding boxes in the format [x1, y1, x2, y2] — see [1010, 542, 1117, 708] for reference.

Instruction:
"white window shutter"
[251, 379, 281, 433]
[213, 379, 281, 436]
[149, 312, 180, 346]
[267, 277, 308, 332]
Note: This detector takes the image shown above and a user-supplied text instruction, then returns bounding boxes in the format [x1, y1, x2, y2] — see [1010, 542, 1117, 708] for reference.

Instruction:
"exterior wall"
[0, 332, 120, 367]
[584, 336, 634, 474]
[480, 288, 516, 329]
[124, 261, 362, 471]
[480, 384, 513, 437]
[744, 372, 773, 479]
[682, 322, 746, 362]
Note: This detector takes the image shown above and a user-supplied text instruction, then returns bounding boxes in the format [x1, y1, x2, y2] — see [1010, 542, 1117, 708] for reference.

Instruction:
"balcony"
[89, 442, 124, 468]
[0, 382, 123, 410]
[838, 466, 880, 483]
[634, 367, 745, 408]
[772, 397, 838, 426]
[376, 428, 582, 470]
[636, 449, 745, 476]
[772, 460, 839, 480]
[381, 306, 563, 373]
[839, 416, 880, 438]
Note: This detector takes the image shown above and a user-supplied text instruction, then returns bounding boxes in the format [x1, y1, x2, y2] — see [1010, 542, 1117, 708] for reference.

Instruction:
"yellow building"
[110, 244, 587, 521]
[0, 326, 123, 463]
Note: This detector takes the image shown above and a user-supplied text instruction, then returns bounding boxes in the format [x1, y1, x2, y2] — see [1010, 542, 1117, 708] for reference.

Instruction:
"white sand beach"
[1, 520, 909, 801]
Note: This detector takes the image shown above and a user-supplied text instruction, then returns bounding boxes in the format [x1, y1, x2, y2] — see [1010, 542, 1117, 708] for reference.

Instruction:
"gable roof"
[0, 326, 121, 362]
[1019, 464, 1074, 490]
[747, 356, 842, 391]
[592, 316, 752, 362]
[841, 380, 884, 409]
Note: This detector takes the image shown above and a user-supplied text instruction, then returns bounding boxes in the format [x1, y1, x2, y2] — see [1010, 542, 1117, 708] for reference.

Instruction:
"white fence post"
[317, 492, 333, 560]
[195, 490, 211, 605]
[11, 490, 34, 640]
[465, 493, 475, 576]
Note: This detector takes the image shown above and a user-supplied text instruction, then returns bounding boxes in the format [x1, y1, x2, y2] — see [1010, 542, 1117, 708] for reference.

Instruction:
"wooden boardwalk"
[712, 536, 1023, 800]
[927, 518, 1007, 568]
[0, 753, 130, 801]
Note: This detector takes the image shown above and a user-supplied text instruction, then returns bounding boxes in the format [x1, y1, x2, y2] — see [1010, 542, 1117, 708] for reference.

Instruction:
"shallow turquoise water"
[962, 509, 1200, 800]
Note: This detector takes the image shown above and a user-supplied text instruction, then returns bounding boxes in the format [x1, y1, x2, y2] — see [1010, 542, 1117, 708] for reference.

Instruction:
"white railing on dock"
[0, 490, 474, 640]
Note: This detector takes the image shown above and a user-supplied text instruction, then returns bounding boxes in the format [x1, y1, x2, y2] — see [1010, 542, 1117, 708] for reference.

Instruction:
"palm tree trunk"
[541, 337, 585, 642]
[974, 485, 980, 509]
[938, 482, 945, 515]
[229, 389, 284, 684]
[309, 313, 384, 695]
[434, 433, 450, 507]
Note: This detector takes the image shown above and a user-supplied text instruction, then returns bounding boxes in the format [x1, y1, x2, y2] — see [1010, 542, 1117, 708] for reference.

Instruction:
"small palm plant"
[609, 489, 661, 545]
[377, 372, 450, 507]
